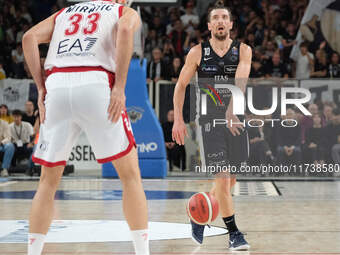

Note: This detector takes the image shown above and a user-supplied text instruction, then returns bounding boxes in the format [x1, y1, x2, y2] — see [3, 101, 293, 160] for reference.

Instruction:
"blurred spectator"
[144, 29, 163, 62]
[0, 104, 13, 124]
[22, 100, 37, 126]
[253, 19, 265, 46]
[253, 46, 266, 64]
[328, 53, 340, 78]
[276, 108, 302, 165]
[20, 5, 33, 24]
[147, 48, 166, 83]
[304, 113, 327, 164]
[162, 110, 186, 171]
[196, 0, 215, 19]
[9, 110, 34, 174]
[247, 117, 275, 166]
[166, 9, 178, 35]
[264, 52, 289, 78]
[281, 23, 297, 62]
[0, 119, 15, 177]
[250, 61, 265, 78]
[11, 42, 25, 78]
[190, 29, 204, 45]
[169, 19, 187, 57]
[262, 40, 277, 61]
[323, 103, 334, 125]
[295, 42, 314, 79]
[0, 61, 6, 80]
[311, 49, 328, 78]
[181, 1, 199, 35]
[300, 104, 325, 144]
[162, 39, 176, 64]
[167, 57, 182, 83]
[324, 108, 340, 164]
[150, 16, 165, 38]
[245, 33, 256, 48]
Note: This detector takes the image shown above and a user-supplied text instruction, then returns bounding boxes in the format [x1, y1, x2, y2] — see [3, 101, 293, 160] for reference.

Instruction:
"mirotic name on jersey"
[66, 2, 115, 14]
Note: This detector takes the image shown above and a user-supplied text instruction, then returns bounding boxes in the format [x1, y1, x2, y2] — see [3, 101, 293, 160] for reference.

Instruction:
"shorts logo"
[207, 152, 224, 158]
[39, 141, 49, 152]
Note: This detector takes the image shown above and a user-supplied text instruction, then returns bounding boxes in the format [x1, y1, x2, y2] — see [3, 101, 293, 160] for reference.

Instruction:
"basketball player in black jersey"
[172, 6, 252, 250]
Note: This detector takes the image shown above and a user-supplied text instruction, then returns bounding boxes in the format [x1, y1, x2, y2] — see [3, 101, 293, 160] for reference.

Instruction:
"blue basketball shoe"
[228, 231, 250, 250]
[190, 220, 205, 245]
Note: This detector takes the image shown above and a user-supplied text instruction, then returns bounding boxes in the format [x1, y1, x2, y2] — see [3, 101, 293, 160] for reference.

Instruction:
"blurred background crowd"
[0, 0, 339, 175]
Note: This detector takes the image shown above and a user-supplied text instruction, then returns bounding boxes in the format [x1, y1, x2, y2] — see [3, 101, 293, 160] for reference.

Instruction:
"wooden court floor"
[0, 178, 340, 255]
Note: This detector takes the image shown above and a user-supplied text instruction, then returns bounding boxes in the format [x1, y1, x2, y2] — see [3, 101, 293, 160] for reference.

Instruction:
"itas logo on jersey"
[57, 37, 98, 57]
[214, 75, 229, 81]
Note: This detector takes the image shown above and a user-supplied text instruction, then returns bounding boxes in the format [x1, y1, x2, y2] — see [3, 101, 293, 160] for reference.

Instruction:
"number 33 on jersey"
[45, 0, 124, 73]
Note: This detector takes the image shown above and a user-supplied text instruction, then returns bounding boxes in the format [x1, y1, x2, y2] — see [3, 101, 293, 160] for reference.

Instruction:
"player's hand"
[38, 88, 46, 124]
[108, 87, 126, 123]
[226, 113, 244, 136]
[172, 120, 188, 145]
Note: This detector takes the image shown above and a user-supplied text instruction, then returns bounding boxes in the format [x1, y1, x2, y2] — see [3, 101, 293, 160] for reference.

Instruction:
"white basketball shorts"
[32, 67, 136, 167]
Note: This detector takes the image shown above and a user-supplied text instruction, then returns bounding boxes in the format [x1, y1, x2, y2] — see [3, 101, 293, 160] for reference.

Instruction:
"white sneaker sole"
[191, 235, 203, 245]
[229, 244, 250, 251]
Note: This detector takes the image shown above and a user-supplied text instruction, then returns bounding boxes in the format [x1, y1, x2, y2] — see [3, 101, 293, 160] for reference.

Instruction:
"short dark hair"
[300, 42, 309, 49]
[208, 6, 233, 22]
[12, 109, 23, 116]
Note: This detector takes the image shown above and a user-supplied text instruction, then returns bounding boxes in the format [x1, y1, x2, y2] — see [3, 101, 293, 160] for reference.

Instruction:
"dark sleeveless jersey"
[195, 40, 241, 121]
[197, 40, 240, 79]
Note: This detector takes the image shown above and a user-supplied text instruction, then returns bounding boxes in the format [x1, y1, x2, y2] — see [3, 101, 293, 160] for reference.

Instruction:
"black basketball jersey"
[195, 40, 241, 121]
[197, 40, 240, 80]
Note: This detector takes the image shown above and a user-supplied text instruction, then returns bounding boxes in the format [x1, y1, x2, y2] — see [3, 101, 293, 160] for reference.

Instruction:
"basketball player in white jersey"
[22, 1, 149, 255]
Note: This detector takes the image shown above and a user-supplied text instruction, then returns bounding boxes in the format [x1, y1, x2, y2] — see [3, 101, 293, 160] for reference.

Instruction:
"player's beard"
[214, 31, 228, 41]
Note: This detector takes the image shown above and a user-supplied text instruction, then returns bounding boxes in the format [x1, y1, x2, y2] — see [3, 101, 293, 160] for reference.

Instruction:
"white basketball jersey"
[45, 0, 123, 73]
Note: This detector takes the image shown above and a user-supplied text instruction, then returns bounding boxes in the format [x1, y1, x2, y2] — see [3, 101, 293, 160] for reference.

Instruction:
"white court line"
[0, 181, 18, 187]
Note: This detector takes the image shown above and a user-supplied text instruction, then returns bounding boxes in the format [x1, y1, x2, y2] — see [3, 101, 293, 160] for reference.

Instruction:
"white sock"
[28, 233, 46, 255]
[131, 229, 150, 255]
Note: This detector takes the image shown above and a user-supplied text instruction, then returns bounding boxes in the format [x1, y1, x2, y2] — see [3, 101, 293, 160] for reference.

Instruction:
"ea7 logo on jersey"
[57, 37, 98, 56]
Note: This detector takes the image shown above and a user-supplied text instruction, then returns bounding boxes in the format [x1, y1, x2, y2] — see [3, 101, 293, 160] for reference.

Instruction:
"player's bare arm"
[172, 44, 201, 145]
[108, 6, 141, 123]
[22, 12, 58, 124]
[226, 43, 252, 136]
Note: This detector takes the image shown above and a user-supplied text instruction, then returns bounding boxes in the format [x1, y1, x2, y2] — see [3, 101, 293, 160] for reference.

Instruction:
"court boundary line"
[2, 252, 340, 254]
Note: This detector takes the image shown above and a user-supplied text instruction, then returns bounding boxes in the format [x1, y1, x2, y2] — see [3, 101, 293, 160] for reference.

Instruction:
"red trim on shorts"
[54, 8, 65, 23]
[121, 110, 137, 147]
[96, 110, 137, 163]
[32, 155, 67, 167]
[45, 66, 115, 89]
[97, 143, 134, 163]
[119, 5, 124, 18]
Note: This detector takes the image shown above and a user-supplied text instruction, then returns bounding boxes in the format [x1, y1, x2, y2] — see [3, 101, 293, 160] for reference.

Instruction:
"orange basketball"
[186, 192, 219, 225]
